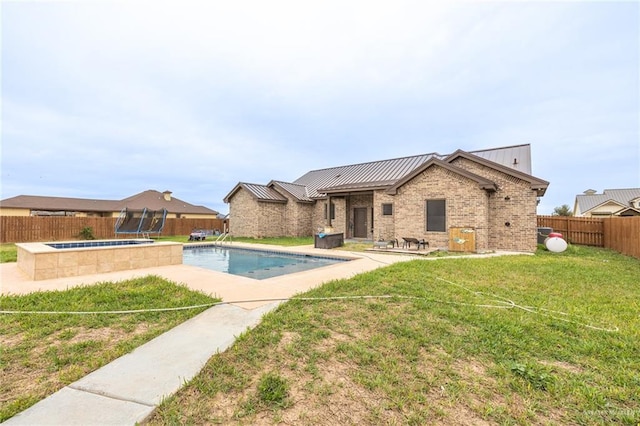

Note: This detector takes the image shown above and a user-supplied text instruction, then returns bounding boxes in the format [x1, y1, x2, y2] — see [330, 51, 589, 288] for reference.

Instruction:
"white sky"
[2, 0, 639, 215]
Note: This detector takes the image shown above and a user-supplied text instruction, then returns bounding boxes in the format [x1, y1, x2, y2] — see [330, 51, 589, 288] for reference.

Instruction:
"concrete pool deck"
[2, 243, 421, 309]
[1, 243, 528, 425]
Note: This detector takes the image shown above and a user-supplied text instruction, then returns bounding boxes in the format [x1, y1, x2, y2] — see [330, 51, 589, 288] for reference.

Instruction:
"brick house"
[223, 144, 549, 252]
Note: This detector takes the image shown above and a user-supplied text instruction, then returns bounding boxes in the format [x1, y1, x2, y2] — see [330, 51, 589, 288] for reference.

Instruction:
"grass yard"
[0, 243, 17, 263]
[148, 246, 640, 425]
[0, 276, 219, 422]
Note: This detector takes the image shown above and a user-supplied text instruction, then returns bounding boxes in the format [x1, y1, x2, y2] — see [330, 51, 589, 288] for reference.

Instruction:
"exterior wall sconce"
[504, 196, 511, 201]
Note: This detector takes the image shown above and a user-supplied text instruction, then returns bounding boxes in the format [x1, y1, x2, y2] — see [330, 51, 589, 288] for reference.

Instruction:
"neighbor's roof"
[117, 190, 218, 215]
[575, 188, 640, 214]
[0, 195, 118, 212]
[0, 190, 219, 215]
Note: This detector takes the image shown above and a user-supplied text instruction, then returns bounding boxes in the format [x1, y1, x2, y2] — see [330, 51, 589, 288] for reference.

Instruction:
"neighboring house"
[0, 190, 219, 219]
[224, 144, 549, 252]
[573, 188, 640, 217]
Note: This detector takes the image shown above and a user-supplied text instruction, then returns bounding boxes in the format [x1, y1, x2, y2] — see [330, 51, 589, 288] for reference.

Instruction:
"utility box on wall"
[449, 227, 476, 252]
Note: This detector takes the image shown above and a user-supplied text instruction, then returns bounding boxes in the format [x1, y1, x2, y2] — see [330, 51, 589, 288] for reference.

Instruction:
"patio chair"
[402, 237, 428, 250]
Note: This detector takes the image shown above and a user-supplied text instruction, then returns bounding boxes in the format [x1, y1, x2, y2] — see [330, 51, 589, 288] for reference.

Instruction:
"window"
[324, 202, 335, 220]
[426, 199, 446, 232]
[382, 203, 393, 216]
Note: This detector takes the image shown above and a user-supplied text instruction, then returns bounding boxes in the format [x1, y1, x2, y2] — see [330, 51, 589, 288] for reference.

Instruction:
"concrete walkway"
[1, 243, 425, 425]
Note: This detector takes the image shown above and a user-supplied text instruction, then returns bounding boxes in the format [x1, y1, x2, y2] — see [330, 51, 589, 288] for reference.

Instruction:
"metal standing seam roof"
[294, 144, 536, 198]
[237, 183, 288, 203]
[225, 144, 543, 202]
[469, 144, 532, 175]
[268, 181, 314, 202]
[294, 153, 442, 198]
[575, 188, 640, 213]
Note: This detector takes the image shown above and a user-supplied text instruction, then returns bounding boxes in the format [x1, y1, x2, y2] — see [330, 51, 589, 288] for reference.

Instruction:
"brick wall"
[229, 188, 321, 237]
[228, 158, 540, 251]
[451, 158, 538, 252]
[284, 201, 314, 237]
[373, 190, 396, 241]
[392, 165, 491, 250]
[312, 198, 347, 235]
[228, 189, 286, 237]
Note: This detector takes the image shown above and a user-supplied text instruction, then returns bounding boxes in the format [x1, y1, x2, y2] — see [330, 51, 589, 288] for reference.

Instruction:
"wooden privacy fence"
[603, 216, 640, 260]
[0, 216, 226, 243]
[536, 216, 604, 246]
[537, 215, 640, 259]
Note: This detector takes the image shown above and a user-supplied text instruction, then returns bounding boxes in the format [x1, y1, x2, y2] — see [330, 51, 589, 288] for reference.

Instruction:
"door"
[354, 208, 368, 238]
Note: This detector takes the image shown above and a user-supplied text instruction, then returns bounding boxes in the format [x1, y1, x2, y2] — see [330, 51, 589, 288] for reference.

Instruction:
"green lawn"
[0, 277, 219, 422]
[147, 246, 640, 425]
[3, 239, 639, 424]
[0, 244, 17, 263]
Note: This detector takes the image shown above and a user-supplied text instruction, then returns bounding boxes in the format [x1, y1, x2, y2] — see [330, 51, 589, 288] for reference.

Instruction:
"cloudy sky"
[2, 0, 638, 215]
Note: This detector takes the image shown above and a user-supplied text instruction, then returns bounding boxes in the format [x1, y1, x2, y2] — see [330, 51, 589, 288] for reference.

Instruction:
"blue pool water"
[46, 240, 154, 249]
[183, 245, 348, 280]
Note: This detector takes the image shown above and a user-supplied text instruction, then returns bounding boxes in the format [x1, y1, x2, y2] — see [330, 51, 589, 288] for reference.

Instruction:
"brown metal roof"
[468, 144, 532, 175]
[294, 153, 442, 198]
[293, 144, 541, 198]
[268, 181, 314, 202]
[224, 182, 288, 203]
[386, 158, 499, 195]
[223, 144, 547, 204]
[445, 150, 549, 196]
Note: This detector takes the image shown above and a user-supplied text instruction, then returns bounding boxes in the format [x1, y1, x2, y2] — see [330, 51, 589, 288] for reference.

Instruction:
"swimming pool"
[183, 245, 348, 280]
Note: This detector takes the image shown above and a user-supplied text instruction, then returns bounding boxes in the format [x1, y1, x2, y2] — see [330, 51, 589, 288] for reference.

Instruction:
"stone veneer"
[16, 240, 183, 281]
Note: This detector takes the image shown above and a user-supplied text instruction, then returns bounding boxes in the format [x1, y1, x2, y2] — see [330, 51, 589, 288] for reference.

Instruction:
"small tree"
[552, 204, 573, 216]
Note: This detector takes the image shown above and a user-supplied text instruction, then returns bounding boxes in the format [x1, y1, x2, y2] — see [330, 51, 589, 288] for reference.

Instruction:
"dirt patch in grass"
[539, 359, 584, 374]
[0, 277, 217, 422]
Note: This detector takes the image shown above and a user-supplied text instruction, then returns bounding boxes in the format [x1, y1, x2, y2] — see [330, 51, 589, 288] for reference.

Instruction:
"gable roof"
[223, 182, 288, 203]
[268, 181, 314, 202]
[0, 190, 219, 215]
[575, 188, 640, 215]
[296, 153, 440, 197]
[445, 150, 549, 195]
[299, 144, 544, 197]
[386, 158, 499, 195]
[467, 144, 532, 175]
[225, 144, 548, 203]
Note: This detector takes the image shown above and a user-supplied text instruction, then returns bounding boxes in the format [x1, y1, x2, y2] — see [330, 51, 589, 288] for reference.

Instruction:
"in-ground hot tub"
[16, 239, 183, 281]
